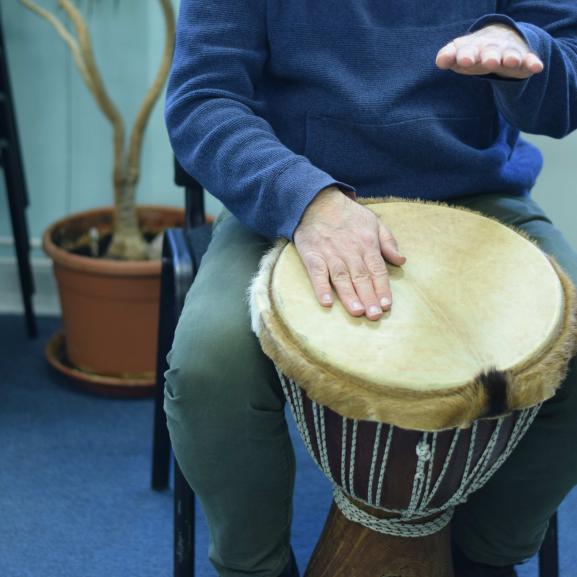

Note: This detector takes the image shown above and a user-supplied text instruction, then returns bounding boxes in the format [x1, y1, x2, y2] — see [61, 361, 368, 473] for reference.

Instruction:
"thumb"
[379, 224, 406, 265]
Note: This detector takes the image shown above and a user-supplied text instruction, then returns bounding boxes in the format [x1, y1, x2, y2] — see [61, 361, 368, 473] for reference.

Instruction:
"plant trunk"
[105, 176, 149, 260]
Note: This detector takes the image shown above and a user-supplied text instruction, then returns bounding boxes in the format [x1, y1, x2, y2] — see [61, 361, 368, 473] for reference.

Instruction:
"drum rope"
[406, 433, 431, 517]
[419, 431, 439, 511]
[469, 405, 541, 494]
[332, 486, 453, 538]
[340, 418, 347, 491]
[420, 428, 461, 510]
[312, 402, 330, 477]
[281, 373, 315, 464]
[319, 404, 336, 484]
[462, 422, 478, 486]
[446, 421, 481, 507]
[466, 412, 528, 497]
[292, 379, 314, 456]
[449, 419, 503, 507]
[367, 423, 383, 506]
[349, 421, 359, 499]
[375, 426, 394, 507]
[278, 371, 542, 538]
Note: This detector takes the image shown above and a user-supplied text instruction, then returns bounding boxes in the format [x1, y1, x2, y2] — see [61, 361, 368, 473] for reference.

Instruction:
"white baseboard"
[0, 255, 61, 317]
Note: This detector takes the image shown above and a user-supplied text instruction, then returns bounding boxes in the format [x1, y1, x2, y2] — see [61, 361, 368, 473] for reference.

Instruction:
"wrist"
[309, 185, 350, 212]
[296, 186, 349, 234]
[316, 185, 348, 201]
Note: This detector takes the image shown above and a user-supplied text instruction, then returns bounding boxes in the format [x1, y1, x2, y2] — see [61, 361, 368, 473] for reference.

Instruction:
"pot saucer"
[45, 330, 155, 397]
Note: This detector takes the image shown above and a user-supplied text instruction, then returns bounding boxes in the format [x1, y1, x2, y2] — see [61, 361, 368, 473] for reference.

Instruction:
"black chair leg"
[151, 250, 175, 490]
[539, 512, 559, 577]
[1, 145, 37, 338]
[0, 4, 37, 338]
[151, 358, 171, 490]
[174, 458, 195, 577]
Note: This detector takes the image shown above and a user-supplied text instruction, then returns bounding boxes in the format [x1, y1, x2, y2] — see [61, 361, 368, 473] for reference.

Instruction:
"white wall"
[529, 133, 577, 245]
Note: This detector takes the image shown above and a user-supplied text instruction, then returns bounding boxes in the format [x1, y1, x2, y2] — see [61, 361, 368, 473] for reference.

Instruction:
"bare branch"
[18, 0, 95, 92]
[58, 0, 124, 132]
[126, 0, 176, 185]
[58, 0, 125, 204]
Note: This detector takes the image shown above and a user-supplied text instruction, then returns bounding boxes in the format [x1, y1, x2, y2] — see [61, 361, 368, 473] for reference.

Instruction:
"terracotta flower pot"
[42, 205, 186, 396]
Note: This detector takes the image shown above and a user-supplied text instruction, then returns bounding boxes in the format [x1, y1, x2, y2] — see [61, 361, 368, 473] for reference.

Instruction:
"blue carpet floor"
[0, 314, 575, 577]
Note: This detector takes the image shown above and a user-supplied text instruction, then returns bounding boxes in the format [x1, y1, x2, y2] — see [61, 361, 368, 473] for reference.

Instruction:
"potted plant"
[20, 0, 184, 396]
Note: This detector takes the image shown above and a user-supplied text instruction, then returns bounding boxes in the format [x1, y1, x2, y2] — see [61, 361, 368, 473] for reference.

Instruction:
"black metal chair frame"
[0, 3, 37, 338]
[151, 162, 560, 577]
[151, 163, 211, 577]
[153, 222, 210, 577]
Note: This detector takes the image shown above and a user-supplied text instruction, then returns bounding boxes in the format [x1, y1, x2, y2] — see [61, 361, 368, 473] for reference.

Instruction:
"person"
[163, 2, 577, 576]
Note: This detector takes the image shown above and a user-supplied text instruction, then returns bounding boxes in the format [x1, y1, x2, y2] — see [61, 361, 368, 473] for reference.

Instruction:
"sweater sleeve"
[467, 0, 577, 138]
[164, 0, 355, 239]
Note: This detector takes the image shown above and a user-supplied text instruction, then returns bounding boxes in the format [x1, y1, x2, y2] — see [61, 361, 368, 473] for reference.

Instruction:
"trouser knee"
[163, 312, 283, 427]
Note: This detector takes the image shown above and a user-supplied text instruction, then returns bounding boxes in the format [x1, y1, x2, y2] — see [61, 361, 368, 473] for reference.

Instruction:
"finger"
[501, 46, 523, 69]
[436, 42, 457, 69]
[456, 44, 480, 68]
[480, 43, 502, 71]
[524, 52, 544, 74]
[364, 250, 392, 311]
[327, 258, 365, 317]
[302, 253, 333, 307]
[379, 225, 406, 266]
[346, 255, 383, 320]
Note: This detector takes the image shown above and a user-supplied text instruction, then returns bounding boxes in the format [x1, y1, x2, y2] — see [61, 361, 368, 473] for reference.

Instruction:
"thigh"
[165, 210, 282, 411]
[163, 213, 296, 575]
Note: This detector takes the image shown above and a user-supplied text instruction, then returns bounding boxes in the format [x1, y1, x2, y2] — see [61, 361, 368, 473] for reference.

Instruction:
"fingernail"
[380, 297, 391, 308]
[321, 293, 332, 305]
[351, 301, 363, 311]
[368, 305, 381, 317]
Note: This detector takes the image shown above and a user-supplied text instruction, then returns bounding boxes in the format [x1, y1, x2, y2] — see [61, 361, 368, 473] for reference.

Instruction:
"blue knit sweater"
[165, 1, 577, 239]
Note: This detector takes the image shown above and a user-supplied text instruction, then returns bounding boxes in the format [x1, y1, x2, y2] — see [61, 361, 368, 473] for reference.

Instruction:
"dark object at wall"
[0, 3, 37, 338]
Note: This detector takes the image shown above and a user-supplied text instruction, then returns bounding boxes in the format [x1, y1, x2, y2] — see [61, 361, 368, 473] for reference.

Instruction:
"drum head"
[251, 199, 577, 430]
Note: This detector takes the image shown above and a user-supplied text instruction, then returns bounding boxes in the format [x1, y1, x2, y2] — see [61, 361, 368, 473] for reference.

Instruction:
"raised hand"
[436, 23, 544, 79]
[293, 187, 406, 321]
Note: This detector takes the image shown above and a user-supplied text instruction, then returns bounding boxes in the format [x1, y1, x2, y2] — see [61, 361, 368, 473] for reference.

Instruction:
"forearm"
[470, 7, 577, 137]
[167, 95, 353, 239]
[165, 0, 353, 239]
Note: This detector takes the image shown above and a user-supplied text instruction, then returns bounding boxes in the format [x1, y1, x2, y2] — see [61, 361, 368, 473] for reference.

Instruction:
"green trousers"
[163, 193, 577, 577]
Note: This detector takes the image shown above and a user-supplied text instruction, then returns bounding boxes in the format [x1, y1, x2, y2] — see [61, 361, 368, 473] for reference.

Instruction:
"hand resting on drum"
[293, 186, 406, 321]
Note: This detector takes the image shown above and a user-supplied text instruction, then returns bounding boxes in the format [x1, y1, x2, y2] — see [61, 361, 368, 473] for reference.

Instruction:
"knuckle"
[301, 248, 321, 260]
[358, 228, 377, 245]
[306, 257, 328, 277]
[482, 43, 502, 52]
[366, 259, 388, 276]
[351, 270, 371, 284]
[371, 266, 389, 278]
[330, 263, 350, 283]
[379, 227, 395, 242]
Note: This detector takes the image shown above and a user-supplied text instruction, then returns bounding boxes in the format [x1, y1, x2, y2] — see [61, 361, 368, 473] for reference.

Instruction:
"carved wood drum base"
[305, 503, 454, 577]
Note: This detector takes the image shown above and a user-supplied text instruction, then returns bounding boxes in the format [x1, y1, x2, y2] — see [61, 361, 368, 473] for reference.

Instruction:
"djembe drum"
[250, 199, 577, 577]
